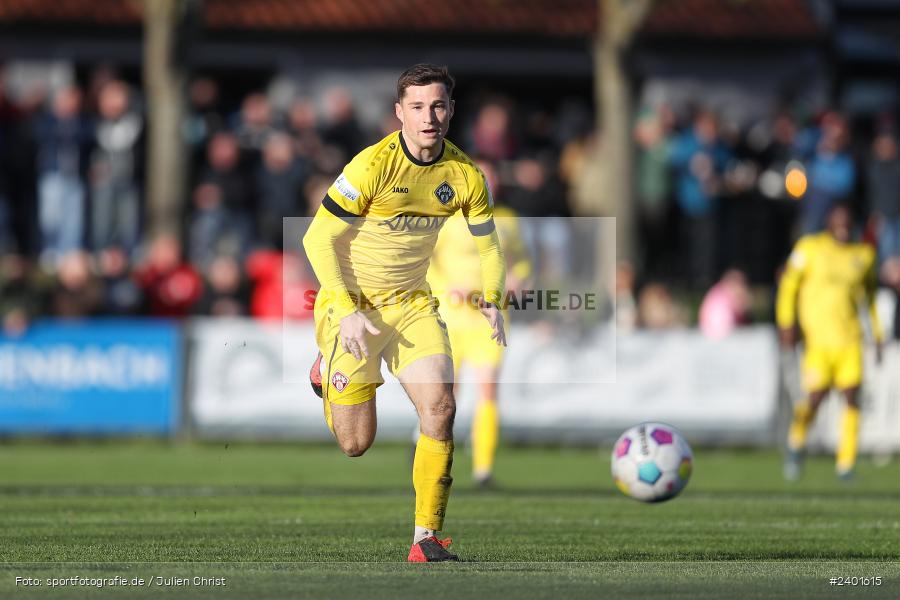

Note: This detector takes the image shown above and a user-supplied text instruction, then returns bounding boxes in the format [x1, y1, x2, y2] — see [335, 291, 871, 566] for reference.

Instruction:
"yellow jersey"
[428, 205, 531, 310]
[303, 131, 505, 319]
[776, 232, 881, 349]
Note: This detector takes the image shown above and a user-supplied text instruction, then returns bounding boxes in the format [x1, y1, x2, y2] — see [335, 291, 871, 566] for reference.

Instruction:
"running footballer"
[302, 65, 506, 562]
[777, 204, 883, 481]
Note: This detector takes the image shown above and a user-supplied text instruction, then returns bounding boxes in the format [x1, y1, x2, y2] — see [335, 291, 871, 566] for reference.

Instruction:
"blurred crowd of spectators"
[0, 69, 331, 333]
[619, 101, 900, 339]
[631, 104, 857, 287]
[0, 66, 584, 334]
[2, 64, 900, 340]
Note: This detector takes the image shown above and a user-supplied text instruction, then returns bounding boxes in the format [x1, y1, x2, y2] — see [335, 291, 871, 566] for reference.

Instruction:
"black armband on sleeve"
[467, 219, 496, 236]
[323, 195, 360, 224]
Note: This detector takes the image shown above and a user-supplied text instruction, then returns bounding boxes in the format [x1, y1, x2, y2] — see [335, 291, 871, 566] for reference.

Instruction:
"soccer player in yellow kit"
[777, 204, 883, 481]
[427, 159, 532, 488]
[302, 65, 506, 562]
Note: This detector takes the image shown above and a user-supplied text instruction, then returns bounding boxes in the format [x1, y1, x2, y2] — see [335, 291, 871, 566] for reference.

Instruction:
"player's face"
[395, 83, 454, 152]
[827, 207, 852, 243]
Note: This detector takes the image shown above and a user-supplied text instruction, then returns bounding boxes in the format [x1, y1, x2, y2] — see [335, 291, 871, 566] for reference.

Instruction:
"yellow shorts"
[314, 292, 452, 406]
[802, 344, 863, 392]
[442, 305, 505, 372]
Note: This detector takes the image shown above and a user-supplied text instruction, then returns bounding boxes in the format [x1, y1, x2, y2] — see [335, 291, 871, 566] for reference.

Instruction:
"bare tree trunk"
[143, 0, 187, 241]
[594, 0, 655, 267]
[596, 36, 633, 263]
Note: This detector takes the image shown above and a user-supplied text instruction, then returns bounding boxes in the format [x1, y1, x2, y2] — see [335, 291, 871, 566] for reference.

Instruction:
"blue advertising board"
[0, 320, 181, 435]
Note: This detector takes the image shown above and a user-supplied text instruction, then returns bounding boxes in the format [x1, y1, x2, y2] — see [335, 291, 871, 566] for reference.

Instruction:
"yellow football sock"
[836, 405, 860, 473]
[413, 433, 454, 531]
[787, 401, 814, 451]
[472, 400, 499, 479]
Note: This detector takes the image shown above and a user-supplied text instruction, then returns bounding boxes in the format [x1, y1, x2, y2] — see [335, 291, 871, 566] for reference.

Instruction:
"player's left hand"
[477, 297, 506, 347]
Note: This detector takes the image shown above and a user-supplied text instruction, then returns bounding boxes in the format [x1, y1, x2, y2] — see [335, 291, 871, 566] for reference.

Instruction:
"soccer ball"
[611, 423, 693, 503]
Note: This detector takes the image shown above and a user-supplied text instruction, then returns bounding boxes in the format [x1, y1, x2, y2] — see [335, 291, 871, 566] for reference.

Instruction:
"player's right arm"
[775, 237, 810, 347]
[302, 149, 382, 359]
[303, 209, 358, 319]
[463, 166, 507, 346]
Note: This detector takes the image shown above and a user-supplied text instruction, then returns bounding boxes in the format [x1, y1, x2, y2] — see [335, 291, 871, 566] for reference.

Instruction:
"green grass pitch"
[1, 441, 899, 598]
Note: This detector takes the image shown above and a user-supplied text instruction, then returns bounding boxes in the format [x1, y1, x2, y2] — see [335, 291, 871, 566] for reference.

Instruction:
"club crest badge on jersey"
[434, 181, 455, 205]
[331, 371, 350, 392]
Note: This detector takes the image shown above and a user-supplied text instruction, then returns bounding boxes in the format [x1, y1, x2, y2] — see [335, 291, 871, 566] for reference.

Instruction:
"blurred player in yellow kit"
[777, 204, 883, 481]
[427, 159, 532, 488]
[303, 65, 506, 562]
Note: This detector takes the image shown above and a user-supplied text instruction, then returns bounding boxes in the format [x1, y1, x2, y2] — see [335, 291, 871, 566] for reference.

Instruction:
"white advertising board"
[188, 319, 781, 444]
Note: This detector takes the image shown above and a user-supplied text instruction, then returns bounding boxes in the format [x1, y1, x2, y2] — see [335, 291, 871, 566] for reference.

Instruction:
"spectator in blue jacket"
[802, 111, 855, 234]
[669, 109, 731, 288]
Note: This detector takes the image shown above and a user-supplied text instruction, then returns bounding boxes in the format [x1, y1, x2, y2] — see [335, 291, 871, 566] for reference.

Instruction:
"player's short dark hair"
[397, 64, 455, 101]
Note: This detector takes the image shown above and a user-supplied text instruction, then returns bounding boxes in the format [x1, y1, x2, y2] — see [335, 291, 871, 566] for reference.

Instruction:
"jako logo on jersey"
[334, 173, 361, 202]
[392, 186, 409, 193]
[331, 371, 350, 392]
[434, 181, 455, 205]
[378, 214, 446, 232]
